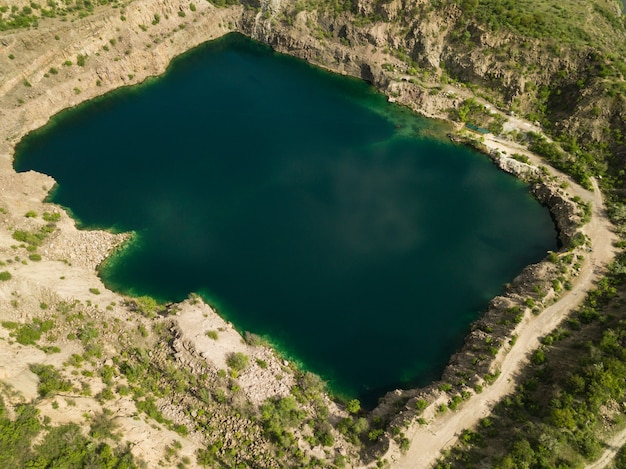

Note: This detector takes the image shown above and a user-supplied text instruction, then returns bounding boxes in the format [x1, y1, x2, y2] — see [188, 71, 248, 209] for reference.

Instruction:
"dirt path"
[385, 137, 617, 468]
[586, 427, 626, 469]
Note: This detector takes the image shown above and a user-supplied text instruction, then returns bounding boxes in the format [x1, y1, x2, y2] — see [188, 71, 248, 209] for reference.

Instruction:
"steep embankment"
[382, 157, 616, 468]
[0, 0, 241, 160]
[241, 0, 626, 172]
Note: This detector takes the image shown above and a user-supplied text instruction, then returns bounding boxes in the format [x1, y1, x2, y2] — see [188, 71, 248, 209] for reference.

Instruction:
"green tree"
[226, 352, 249, 372]
[346, 399, 361, 414]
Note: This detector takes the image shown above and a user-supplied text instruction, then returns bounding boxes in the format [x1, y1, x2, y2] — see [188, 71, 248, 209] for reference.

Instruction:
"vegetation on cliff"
[0, 0, 121, 30]
[0, 394, 138, 468]
[270, 0, 626, 191]
[436, 247, 626, 468]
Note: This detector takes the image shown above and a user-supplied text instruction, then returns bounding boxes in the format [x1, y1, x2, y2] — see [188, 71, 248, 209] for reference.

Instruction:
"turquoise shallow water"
[15, 33, 557, 407]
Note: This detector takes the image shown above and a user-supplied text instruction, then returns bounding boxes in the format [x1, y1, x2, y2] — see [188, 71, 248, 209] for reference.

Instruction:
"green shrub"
[174, 424, 189, 436]
[438, 383, 453, 392]
[260, 396, 305, 445]
[135, 397, 167, 423]
[77, 325, 99, 342]
[9, 319, 54, 346]
[484, 370, 500, 385]
[132, 296, 159, 317]
[415, 399, 428, 412]
[42, 211, 60, 222]
[15, 324, 42, 345]
[89, 411, 118, 440]
[531, 348, 546, 365]
[66, 353, 84, 368]
[243, 331, 265, 346]
[30, 364, 72, 397]
[226, 352, 249, 372]
[511, 153, 530, 164]
[0, 271, 11, 281]
[12, 227, 51, 246]
[346, 399, 361, 414]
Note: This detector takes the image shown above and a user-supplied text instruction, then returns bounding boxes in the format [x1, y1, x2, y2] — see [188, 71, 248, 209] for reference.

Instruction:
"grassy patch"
[29, 364, 73, 397]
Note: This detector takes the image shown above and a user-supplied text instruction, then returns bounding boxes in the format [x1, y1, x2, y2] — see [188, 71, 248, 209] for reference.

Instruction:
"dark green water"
[15, 33, 557, 406]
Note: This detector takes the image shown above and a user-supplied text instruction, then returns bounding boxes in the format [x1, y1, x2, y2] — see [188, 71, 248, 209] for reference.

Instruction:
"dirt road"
[384, 137, 617, 468]
[585, 427, 626, 469]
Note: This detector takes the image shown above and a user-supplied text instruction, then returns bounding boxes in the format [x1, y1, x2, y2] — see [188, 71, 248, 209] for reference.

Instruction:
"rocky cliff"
[236, 0, 626, 187]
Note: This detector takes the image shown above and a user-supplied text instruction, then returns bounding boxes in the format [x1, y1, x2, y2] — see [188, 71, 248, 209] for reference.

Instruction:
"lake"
[14, 33, 557, 406]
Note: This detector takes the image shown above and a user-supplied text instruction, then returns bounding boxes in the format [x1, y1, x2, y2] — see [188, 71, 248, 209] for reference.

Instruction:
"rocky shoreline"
[356, 129, 588, 459]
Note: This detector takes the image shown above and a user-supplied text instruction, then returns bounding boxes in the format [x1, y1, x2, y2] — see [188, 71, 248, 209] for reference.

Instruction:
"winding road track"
[382, 135, 617, 468]
[585, 427, 626, 469]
